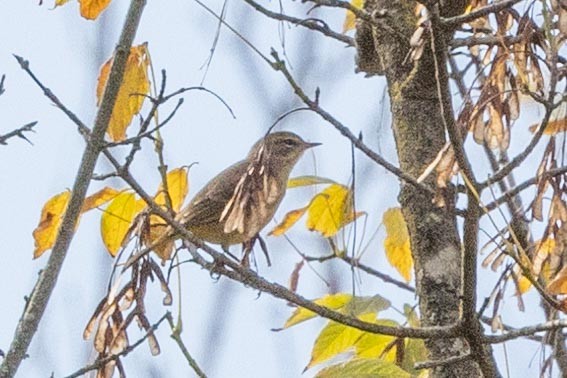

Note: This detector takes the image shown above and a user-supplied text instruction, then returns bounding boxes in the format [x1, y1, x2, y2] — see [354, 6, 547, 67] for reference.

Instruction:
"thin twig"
[415, 353, 472, 370]
[441, 0, 523, 27]
[13, 55, 90, 138]
[0, 121, 37, 145]
[480, 105, 554, 189]
[485, 319, 567, 344]
[340, 255, 415, 293]
[166, 313, 207, 378]
[242, 0, 354, 46]
[484, 163, 567, 211]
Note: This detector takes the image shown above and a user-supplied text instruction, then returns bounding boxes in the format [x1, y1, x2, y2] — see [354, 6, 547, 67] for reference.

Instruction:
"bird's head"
[248, 131, 320, 172]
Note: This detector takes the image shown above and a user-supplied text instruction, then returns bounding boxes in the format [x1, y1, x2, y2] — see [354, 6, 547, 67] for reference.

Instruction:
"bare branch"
[13, 55, 90, 138]
[441, 0, 523, 28]
[340, 255, 416, 293]
[166, 313, 207, 378]
[485, 319, 567, 344]
[0, 121, 37, 145]
[415, 353, 472, 370]
[241, 0, 354, 46]
[485, 166, 567, 211]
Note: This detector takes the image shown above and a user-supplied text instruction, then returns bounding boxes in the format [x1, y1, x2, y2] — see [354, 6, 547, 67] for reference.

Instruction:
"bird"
[176, 131, 320, 260]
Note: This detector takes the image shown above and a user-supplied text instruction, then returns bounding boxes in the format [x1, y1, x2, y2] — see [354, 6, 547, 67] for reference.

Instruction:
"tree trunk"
[356, 1, 483, 376]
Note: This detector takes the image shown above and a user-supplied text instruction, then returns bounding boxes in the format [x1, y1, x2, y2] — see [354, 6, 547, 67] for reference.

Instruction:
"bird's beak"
[305, 142, 322, 149]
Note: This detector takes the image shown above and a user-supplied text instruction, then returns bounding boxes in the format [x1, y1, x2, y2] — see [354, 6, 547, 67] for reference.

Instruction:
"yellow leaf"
[101, 192, 146, 256]
[142, 167, 189, 260]
[284, 293, 353, 329]
[96, 43, 150, 141]
[515, 274, 532, 295]
[287, 175, 336, 188]
[82, 187, 121, 212]
[342, 0, 364, 33]
[316, 358, 411, 378]
[306, 184, 357, 237]
[144, 223, 175, 261]
[355, 319, 398, 360]
[383, 207, 413, 282]
[154, 167, 189, 212]
[515, 238, 556, 294]
[79, 0, 112, 20]
[307, 312, 376, 369]
[269, 206, 309, 236]
[530, 117, 567, 135]
[54, 0, 72, 6]
[33, 191, 71, 259]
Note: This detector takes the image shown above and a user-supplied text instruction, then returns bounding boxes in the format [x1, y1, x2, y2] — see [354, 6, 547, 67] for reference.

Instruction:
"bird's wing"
[177, 160, 248, 227]
[220, 144, 280, 238]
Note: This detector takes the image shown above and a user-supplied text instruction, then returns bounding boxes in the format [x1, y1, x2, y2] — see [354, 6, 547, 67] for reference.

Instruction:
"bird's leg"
[257, 236, 271, 267]
[241, 240, 253, 268]
[221, 244, 240, 262]
[241, 235, 271, 267]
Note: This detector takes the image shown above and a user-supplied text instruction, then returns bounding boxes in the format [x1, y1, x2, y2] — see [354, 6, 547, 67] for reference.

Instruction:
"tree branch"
[0, 121, 37, 145]
[441, 0, 523, 28]
[241, 0, 354, 46]
[485, 319, 567, 344]
[166, 313, 207, 378]
[0, 1, 147, 376]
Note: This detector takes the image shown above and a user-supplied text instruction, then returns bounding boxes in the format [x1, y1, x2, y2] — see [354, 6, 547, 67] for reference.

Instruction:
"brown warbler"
[176, 131, 320, 252]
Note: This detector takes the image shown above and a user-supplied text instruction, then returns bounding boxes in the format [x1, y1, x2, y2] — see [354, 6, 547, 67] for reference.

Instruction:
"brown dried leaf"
[149, 259, 173, 306]
[138, 315, 161, 356]
[551, 195, 567, 222]
[289, 260, 305, 293]
[94, 303, 117, 353]
[84, 298, 108, 340]
[533, 238, 555, 275]
[436, 146, 458, 188]
[491, 315, 503, 333]
[472, 111, 485, 145]
[485, 104, 509, 150]
[547, 265, 567, 294]
[491, 251, 507, 272]
[110, 311, 128, 355]
[482, 246, 502, 268]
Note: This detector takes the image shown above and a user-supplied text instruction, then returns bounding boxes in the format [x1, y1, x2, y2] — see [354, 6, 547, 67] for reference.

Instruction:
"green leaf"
[315, 358, 411, 378]
[403, 304, 420, 327]
[401, 338, 428, 375]
[401, 305, 427, 374]
[345, 295, 391, 316]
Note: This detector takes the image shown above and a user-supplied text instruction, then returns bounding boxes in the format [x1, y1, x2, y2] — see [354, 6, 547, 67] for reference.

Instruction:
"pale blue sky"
[0, 1, 555, 377]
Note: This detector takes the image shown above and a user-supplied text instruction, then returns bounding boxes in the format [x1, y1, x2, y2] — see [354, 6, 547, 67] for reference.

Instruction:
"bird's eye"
[283, 139, 298, 147]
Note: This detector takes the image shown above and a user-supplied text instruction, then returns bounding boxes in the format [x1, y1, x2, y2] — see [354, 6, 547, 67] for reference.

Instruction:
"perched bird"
[177, 131, 320, 254]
